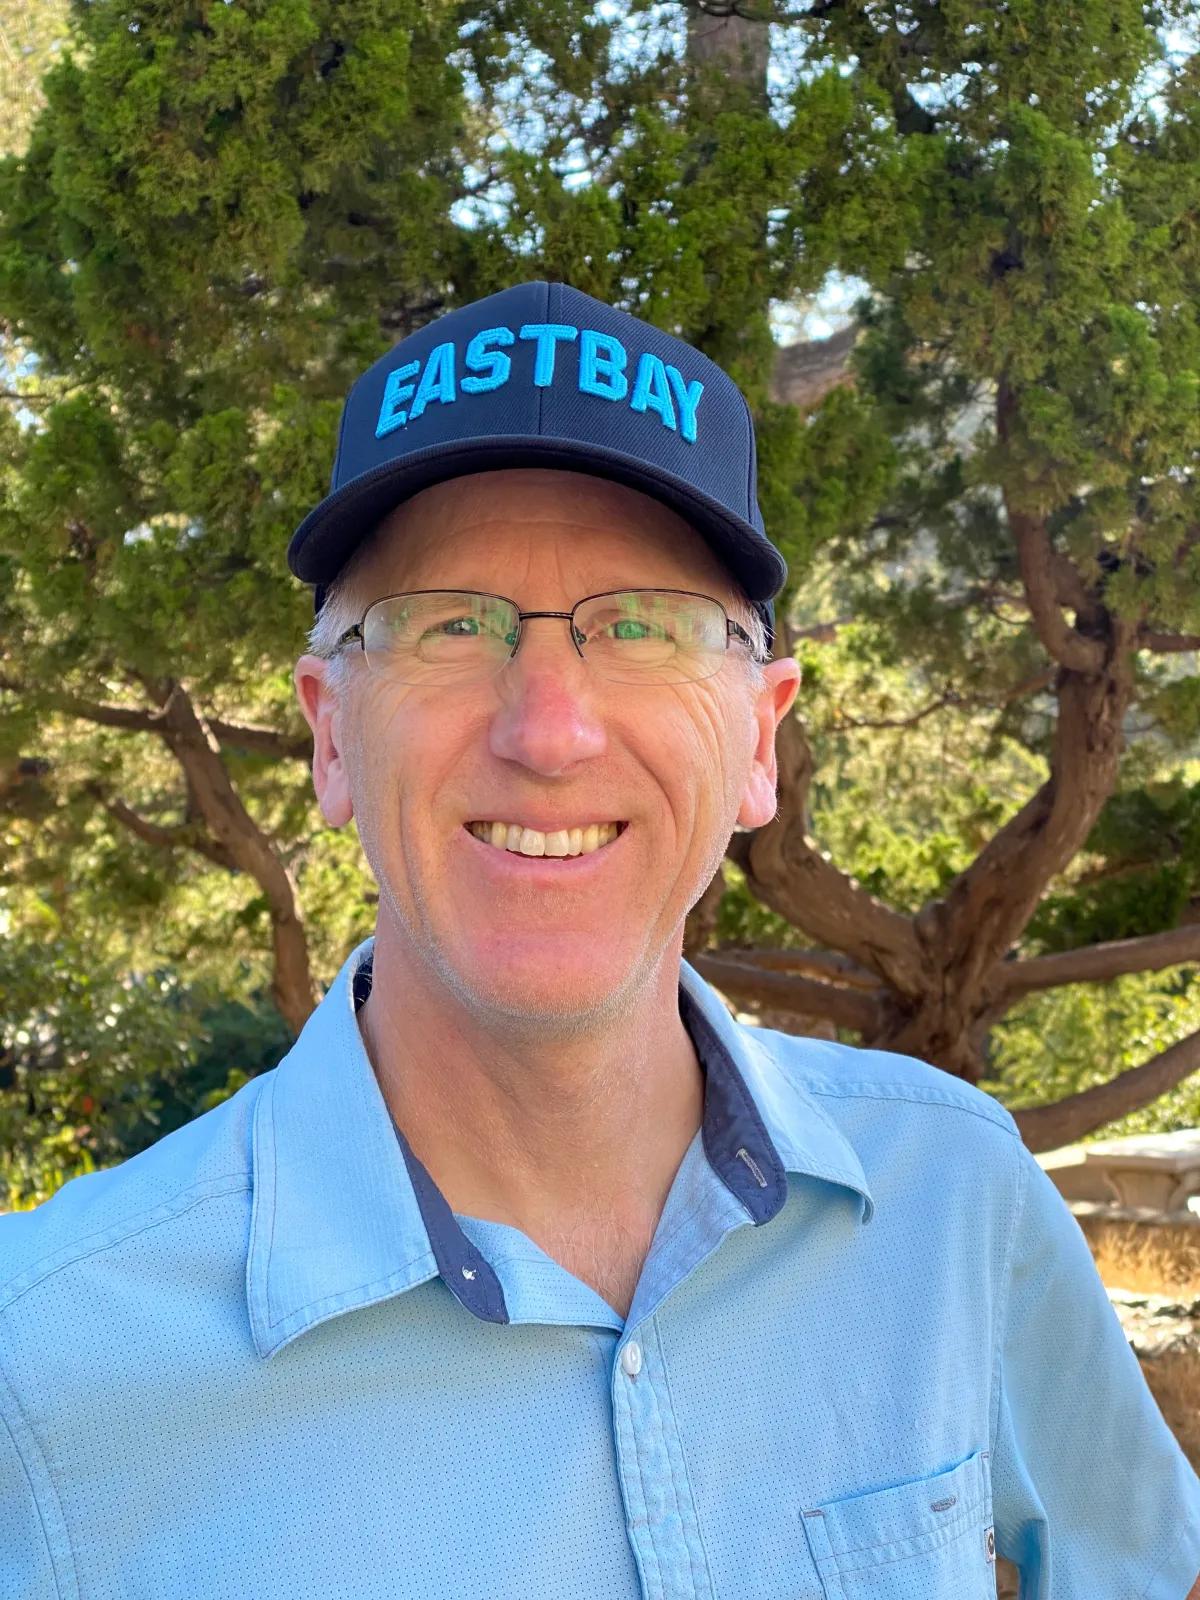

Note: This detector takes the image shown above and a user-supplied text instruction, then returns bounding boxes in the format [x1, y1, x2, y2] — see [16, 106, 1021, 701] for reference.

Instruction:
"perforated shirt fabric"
[2, 936, 1198, 1600]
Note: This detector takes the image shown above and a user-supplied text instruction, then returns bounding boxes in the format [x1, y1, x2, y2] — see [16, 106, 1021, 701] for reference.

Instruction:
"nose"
[487, 615, 607, 775]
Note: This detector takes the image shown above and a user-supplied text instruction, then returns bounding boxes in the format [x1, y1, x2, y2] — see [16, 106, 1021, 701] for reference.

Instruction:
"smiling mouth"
[464, 820, 628, 859]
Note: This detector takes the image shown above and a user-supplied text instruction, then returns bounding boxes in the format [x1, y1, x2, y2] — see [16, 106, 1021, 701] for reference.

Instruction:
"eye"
[433, 615, 480, 637]
[608, 617, 664, 641]
[425, 614, 511, 642]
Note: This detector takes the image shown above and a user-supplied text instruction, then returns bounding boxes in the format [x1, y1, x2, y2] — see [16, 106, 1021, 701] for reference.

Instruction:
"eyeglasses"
[334, 588, 761, 687]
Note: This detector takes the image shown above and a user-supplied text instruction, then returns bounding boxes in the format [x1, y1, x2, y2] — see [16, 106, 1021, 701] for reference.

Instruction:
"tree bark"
[770, 323, 859, 412]
[873, 642, 1137, 1076]
[686, 3, 770, 96]
[996, 925, 1200, 1008]
[691, 951, 883, 1033]
[727, 710, 926, 995]
[146, 680, 316, 1034]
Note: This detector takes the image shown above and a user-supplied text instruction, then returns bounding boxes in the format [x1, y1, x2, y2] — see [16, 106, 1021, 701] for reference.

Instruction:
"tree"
[1, 0, 1198, 1187]
[675, 1, 1200, 1149]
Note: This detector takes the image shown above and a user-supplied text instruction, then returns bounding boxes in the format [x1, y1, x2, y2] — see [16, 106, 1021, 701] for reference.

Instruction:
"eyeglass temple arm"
[727, 619, 763, 659]
[334, 624, 364, 652]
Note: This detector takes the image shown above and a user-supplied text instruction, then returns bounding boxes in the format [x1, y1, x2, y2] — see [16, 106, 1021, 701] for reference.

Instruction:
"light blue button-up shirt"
[2, 936, 1198, 1599]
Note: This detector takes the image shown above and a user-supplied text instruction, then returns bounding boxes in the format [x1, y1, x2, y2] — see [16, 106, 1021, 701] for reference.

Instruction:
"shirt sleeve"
[992, 1140, 1200, 1599]
[0, 1377, 65, 1599]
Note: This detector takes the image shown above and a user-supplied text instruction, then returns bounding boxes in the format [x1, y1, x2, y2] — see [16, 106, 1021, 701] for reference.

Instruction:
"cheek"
[342, 695, 422, 850]
[649, 689, 747, 826]
[350, 694, 481, 863]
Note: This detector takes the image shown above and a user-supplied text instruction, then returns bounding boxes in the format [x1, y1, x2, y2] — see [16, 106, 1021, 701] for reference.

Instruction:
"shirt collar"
[246, 936, 874, 1359]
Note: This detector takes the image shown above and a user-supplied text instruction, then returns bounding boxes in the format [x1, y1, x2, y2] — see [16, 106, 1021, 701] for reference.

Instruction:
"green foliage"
[982, 968, 1200, 1136]
[0, 927, 201, 1206]
[0, 919, 294, 1208]
[717, 859, 810, 949]
[2, 0, 1200, 1192]
[1027, 774, 1200, 950]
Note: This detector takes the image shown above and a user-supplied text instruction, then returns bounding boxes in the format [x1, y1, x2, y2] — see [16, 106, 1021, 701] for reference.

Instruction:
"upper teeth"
[466, 821, 622, 857]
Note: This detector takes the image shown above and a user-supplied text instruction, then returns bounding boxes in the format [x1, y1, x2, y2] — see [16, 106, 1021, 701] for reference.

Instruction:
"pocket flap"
[804, 1448, 989, 1562]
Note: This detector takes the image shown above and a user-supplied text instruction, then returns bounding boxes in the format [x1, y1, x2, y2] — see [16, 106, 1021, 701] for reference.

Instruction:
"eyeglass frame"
[332, 587, 766, 676]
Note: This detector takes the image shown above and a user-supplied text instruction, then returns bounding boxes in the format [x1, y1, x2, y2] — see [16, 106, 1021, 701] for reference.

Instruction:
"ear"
[736, 657, 802, 830]
[294, 653, 355, 827]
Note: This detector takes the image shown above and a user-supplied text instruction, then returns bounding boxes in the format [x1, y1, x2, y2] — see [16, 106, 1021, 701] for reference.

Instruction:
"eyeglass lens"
[360, 590, 730, 685]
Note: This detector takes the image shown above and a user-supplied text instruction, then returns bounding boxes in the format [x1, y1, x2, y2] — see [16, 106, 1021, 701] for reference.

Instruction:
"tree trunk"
[151, 680, 317, 1035]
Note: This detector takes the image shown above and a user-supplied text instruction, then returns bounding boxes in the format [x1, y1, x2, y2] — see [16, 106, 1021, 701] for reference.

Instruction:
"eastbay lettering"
[374, 322, 706, 444]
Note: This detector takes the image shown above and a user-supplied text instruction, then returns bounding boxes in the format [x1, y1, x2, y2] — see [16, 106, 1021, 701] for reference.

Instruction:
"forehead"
[347, 468, 736, 597]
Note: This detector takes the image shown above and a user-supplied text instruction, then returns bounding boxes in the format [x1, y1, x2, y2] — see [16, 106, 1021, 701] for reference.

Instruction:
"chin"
[445, 938, 636, 1023]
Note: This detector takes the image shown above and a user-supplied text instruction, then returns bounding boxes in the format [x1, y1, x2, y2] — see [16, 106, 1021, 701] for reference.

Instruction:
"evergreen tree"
[2, 1, 1198, 1198]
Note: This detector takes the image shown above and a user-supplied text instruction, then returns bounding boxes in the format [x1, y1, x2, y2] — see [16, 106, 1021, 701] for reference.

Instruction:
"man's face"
[294, 468, 800, 1034]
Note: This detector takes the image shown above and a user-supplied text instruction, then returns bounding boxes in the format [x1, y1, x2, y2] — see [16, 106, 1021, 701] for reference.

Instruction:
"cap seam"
[537, 280, 552, 434]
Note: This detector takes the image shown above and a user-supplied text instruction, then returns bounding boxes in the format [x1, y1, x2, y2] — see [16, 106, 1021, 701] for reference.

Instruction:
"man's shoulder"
[0, 1069, 268, 1311]
[744, 1022, 1021, 1139]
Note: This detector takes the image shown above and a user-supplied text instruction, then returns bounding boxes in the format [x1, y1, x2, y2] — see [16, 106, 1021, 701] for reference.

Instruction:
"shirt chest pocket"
[801, 1448, 996, 1600]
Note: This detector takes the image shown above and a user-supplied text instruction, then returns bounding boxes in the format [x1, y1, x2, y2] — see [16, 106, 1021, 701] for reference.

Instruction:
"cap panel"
[289, 434, 785, 598]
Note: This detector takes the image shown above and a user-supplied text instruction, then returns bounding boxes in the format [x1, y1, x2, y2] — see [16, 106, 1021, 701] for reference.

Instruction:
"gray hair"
[306, 561, 771, 695]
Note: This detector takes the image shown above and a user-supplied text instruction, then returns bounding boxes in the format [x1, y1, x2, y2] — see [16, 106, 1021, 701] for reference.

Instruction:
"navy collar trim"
[352, 954, 789, 1326]
[385, 1112, 511, 1324]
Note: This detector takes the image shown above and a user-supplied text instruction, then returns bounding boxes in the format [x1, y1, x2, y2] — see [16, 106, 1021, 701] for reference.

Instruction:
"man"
[2, 280, 1197, 1599]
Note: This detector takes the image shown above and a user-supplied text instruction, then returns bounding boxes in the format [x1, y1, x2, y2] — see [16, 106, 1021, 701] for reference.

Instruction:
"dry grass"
[1139, 1350, 1200, 1469]
[1081, 1218, 1200, 1298]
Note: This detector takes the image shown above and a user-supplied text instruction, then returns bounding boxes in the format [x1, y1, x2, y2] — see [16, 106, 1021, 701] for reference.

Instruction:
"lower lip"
[456, 824, 630, 883]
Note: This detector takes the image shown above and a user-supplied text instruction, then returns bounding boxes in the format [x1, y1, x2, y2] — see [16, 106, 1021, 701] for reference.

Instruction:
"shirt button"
[620, 1340, 643, 1378]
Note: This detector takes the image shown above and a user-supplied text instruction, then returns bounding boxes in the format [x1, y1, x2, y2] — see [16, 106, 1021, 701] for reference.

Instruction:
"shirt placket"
[611, 1315, 715, 1600]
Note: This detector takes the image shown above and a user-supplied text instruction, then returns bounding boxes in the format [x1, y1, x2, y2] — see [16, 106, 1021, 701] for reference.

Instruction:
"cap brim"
[287, 434, 787, 603]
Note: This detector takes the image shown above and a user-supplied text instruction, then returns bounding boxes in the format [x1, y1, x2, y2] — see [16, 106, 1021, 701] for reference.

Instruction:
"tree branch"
[691, 952, 884, 1034]
[789, 615, 854, 643]
[832, 669, 1055, 732]
[996, 381, 1105, 674]
[1048, 548, 1094, 615]
[996, 924, 1200, 1006]
[1011, 1026, 1200, 1152]
[451, 163, 505, 201]
[141, 679, 316, 1033]
[769, 323, 859, 413]
[0, 678, 163, 734]
[727, 710, 924, 994]
[834, 690, 964, 731]
[0, 677, 311, 759]
[712, 944, 881, 989]
[915, 639, 1136, 1025]
[93, 787, 238, 872]
[207, 718, 311, 760]
[1010, 512, 1106, 672]
[1138, 629, 1200, 653]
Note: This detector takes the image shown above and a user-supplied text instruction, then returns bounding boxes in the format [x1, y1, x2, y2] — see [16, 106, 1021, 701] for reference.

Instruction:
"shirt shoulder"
[750, 1025, 1021, 1137]
[0, 1069, 265, 1311]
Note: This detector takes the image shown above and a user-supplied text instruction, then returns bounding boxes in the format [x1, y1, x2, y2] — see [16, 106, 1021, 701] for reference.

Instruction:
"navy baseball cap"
[287, 280, 787, 650]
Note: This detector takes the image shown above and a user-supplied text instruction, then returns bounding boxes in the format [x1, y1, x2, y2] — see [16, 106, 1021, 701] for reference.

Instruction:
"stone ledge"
[1067, 1198, 1200, 1227]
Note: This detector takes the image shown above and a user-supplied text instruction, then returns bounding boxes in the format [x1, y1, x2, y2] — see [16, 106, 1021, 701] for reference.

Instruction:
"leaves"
[3, 0, 1200, 1192]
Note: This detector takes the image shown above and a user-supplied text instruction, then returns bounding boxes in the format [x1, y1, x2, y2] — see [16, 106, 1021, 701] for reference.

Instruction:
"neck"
[356, 926, 705, 1249]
